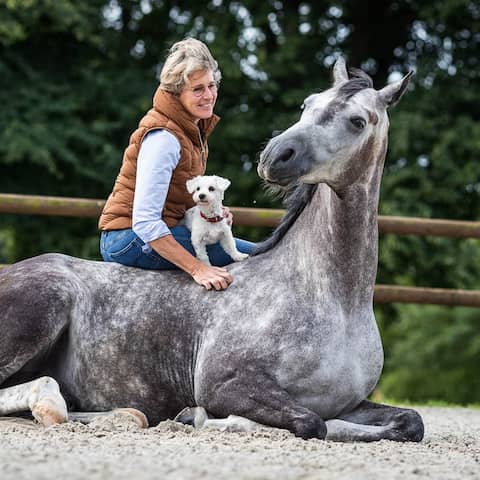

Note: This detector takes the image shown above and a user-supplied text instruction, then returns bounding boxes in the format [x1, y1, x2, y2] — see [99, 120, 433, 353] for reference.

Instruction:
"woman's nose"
[202, 86, 215, 100]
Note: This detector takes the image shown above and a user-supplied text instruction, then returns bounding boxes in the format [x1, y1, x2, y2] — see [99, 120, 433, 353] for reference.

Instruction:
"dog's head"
[186, 175, 231, 206]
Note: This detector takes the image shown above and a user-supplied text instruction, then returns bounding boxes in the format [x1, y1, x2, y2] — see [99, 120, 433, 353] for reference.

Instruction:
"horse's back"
[0, 253, 81, 306]
[1, 252, 183, 290]
[1, 252, 88, 283]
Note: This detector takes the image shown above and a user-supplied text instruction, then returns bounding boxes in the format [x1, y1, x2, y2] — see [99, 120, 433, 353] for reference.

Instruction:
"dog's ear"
[186, 177, 199, 194]
[214, 176, 231, 191]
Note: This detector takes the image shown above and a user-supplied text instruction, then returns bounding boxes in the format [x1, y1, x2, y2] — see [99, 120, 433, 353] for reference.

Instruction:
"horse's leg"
[198, 375, 327, 439]
[175, 406, 263, 433]
[0, 273, 75, 425]
[0, 377, 68, 426]
[325, 400, 424, 442]
[68, 408, 148, 428]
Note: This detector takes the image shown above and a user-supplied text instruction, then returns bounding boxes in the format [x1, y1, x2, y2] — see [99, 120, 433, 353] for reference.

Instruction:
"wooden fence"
[1, 193, 479, 307]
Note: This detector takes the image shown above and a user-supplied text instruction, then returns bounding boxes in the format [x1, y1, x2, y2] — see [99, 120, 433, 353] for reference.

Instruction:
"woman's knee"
[235, 238, 256, 255]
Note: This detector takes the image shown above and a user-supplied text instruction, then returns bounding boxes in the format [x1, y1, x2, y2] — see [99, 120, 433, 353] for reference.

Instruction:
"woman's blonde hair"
[160, 38, 221, 95]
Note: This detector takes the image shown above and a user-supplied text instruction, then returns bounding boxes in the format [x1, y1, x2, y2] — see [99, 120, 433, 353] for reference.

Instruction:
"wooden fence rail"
[1, 193, 480, 237]
[1, 193, 479, 307]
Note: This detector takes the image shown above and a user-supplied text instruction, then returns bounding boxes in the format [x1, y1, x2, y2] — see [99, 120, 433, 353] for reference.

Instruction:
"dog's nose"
[199, 193, 206, 200]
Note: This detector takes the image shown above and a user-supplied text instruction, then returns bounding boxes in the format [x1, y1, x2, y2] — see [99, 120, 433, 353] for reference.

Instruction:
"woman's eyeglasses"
[188, 82, 218, 97]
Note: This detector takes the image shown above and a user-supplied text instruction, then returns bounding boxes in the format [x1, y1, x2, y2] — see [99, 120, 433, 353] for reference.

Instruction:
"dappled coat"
[99, 88, 219, 231]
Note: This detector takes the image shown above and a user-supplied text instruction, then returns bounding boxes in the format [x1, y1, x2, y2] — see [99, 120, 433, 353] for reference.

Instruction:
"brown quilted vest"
[98, 88, 219, 231]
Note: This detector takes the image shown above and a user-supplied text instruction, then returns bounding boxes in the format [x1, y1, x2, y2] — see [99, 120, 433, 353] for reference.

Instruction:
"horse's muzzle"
[258, 136, 310, 186]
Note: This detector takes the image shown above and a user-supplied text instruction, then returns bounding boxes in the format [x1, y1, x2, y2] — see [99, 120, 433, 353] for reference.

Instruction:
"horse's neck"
[284, 139, 386, 310]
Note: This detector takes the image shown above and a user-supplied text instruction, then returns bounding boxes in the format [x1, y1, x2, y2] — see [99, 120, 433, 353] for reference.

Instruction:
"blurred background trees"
[0, 0, 479, 404]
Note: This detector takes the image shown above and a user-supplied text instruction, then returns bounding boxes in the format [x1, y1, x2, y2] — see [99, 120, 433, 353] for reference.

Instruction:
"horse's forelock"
[337, 69, 374, 100]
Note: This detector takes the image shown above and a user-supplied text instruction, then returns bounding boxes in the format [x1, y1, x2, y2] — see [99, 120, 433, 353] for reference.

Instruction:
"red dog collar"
[200, 207, 228, 223]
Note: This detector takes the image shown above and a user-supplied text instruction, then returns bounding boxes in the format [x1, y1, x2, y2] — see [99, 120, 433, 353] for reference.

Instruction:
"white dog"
[182, 175, 249, 266]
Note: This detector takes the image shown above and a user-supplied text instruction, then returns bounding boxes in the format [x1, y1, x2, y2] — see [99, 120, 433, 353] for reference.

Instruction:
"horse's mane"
[251, 69, 373, 257]
[251, 183, 318, 256]
[339, 68, 373, 98]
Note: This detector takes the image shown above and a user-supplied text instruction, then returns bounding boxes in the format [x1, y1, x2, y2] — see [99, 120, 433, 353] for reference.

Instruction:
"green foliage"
[0, 0, 479, 402]
[376, 304, 480, 405]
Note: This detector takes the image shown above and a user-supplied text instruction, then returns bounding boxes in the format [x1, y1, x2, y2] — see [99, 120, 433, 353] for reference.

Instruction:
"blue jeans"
[100, 227, 255, 270]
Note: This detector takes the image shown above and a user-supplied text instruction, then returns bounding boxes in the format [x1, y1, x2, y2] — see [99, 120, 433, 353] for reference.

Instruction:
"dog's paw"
[233, 253, 249, 262]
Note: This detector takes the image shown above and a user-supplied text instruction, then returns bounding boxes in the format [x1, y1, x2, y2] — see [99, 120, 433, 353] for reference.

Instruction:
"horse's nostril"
[278, 148, 294, 163]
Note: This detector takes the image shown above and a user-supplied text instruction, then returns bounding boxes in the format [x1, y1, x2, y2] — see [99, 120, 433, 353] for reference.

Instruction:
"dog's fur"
[182, 175, 249, 266]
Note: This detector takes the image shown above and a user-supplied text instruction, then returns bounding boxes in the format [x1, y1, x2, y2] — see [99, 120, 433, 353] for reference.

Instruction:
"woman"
[99, 38, 254, 291]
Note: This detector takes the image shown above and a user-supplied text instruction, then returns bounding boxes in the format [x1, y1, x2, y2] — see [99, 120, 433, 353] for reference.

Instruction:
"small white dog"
[182, 175, 249, 266]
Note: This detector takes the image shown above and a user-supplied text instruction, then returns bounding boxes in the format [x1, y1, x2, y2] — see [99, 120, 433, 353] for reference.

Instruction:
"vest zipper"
[198, 128, 206, 165]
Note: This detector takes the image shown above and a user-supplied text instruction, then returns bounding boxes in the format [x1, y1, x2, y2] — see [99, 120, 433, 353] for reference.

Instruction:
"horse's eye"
[208, 186, 215, 192]
[350, 116, 366, 130]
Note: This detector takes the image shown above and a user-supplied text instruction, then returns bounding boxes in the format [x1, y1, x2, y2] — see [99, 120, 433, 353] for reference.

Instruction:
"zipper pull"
[198, 129, 206, 162]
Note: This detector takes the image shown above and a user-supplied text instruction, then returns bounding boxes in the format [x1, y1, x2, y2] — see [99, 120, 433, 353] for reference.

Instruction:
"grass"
[379, 399, 480, 409]
[369, 390, 480, 409]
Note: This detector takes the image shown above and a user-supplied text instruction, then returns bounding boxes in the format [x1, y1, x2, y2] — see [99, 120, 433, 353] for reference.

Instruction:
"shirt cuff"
[133, 220, 172, 244]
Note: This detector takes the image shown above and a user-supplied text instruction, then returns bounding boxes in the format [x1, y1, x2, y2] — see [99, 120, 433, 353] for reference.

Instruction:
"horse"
[0, 57, 424, 442]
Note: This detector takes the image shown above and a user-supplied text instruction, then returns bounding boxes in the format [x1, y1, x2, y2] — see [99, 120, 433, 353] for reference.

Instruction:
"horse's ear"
[377, 71, 414, 108]
[333, 56, 348, 86]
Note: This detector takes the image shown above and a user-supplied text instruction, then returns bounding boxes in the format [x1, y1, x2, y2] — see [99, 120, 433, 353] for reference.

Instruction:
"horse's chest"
[275, 322, 383, 419]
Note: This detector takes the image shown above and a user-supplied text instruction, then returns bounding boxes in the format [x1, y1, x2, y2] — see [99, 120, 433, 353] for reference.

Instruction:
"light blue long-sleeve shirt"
[132, 129, 181, 243]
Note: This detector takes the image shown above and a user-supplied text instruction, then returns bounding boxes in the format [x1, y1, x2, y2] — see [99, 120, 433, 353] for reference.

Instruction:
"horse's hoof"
[390, 409, 424, 442]
[174, 406, 208, 428]
[31, 398, 68, 427]
[113, 408, 149, 428]
[292, 415, 327, 440]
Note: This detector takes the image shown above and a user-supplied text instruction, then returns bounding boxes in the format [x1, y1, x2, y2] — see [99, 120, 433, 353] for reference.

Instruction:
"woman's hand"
[190, 262, 233, 291]
[223, 207, 233, 226]
[150, 234, 233, 290]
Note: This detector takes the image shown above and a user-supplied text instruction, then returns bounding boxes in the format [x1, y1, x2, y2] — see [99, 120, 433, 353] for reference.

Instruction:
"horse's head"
[258, 57, 412, 193]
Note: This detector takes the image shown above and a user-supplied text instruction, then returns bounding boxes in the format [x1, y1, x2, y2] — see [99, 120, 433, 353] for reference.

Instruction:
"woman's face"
[179, 69, 217, 123]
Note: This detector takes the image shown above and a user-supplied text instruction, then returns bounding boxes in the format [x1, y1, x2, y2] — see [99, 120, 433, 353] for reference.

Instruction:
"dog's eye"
[196, 187, 200, 191]
[208, 186, 215, 192]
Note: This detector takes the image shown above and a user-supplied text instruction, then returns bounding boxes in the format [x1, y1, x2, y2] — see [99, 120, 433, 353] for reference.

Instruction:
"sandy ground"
[0, 407, 479, 480]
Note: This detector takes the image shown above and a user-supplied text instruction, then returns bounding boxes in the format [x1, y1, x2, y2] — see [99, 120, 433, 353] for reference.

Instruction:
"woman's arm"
[149, 235, 232, 290]
[133, 130, 179, 242]
[133, 130, 233, 290]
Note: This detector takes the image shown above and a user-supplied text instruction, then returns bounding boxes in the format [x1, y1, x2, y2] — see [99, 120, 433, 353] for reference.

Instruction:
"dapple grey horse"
[0, 58, 424, 441]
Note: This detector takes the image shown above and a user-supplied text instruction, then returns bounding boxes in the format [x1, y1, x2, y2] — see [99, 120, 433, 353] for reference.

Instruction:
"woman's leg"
[206, 237, 255, 267]
[169, 226, 255, 267]
[100, 229, 181, 270]
[100, 227, 255, 270]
